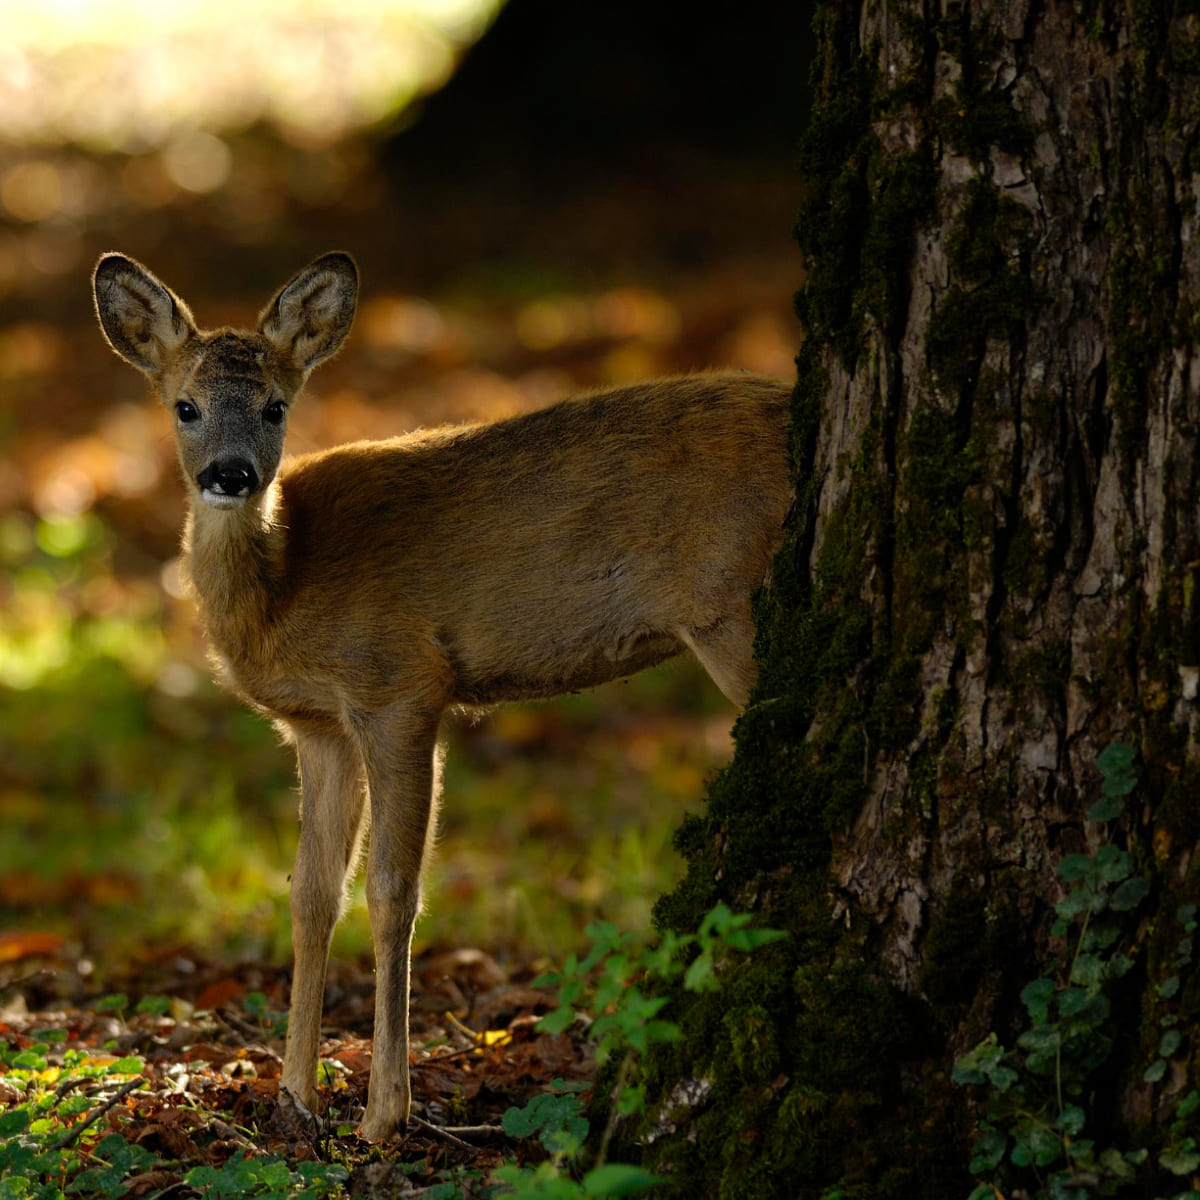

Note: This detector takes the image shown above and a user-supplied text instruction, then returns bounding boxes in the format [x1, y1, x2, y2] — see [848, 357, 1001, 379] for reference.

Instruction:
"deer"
[92, 250, 792, 1141]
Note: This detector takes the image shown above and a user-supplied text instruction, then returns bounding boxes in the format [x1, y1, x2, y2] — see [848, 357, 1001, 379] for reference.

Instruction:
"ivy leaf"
[537, 1006, 577, 1036]
[1056, 888, 1105, 920]
[683, 951, 716, 993]
[990, 1064, 1020, 1092]
[1109, 877, 1150, 912]
[1081, 918, 1122, 950]
[1056, 854, 1096, 883]
[1057, 1105, 1086, 1135]
[1159, 1147, 1200, 1176]
[1029, 1124, 1065, 1166]
[1020, 978, 1055, 1025]
[1057, 988, 1110, 1026]
[1070, 954, 1105, 988]
[1010, 1137, 1033, 1168]
[1099, 1147, 1136, 1180]
[698, 903, 735, 938]
[582, 1164, 671, 1197]
[1065, 1137, 1095, 1165]
[724, 926, 788, 952]
[1017, 1023, 1060, 1055]
[1087, 794, 1125, 822]
[1143, 1059, 1167, 1084]
[969, 1125, 1007, 1174]
[1094, 844, 1132, 883]
[1099, 739, 1132, 768]
[1095, 743, 1141, 797]
[105, 1056, 144, 1075]
[1159, 1029, 1183, 1058]
[1095, 743, 1137, 772]
[1101, 953, 1132, 981]
[1159, 975, 1182, 999]
[0, 1108, 30, 1136]
[954, 1034, 1007, 1087]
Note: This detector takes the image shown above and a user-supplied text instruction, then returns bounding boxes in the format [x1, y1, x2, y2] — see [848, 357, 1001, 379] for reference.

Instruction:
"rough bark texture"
[639, 2, 1200, 1196]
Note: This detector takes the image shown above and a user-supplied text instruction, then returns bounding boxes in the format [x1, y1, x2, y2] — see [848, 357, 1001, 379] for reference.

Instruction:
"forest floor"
[0, 129, 801, 1194]
[1, 942, 591, 1196]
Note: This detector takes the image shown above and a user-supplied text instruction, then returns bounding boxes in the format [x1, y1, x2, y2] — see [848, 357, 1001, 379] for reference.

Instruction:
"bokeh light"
[0, 0, 501, 150]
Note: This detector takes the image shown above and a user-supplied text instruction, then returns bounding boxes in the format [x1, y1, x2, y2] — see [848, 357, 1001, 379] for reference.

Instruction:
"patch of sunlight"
[0, 0, 503, 150]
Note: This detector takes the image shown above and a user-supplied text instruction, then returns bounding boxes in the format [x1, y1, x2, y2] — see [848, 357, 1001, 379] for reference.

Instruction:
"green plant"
[493, 905, 784, 1198]
[490, 1161, 670, 1200]
[244, 990, 289, 1039]
[501, 1081, 590, 1157]
[0, 1040, 151, 1200]
[954, 745, 1198, 1199]
[184, 1155, 347, 1199]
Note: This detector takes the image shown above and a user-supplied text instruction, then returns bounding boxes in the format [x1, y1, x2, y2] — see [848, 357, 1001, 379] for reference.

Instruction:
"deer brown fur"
[92, 250, 792, 1141]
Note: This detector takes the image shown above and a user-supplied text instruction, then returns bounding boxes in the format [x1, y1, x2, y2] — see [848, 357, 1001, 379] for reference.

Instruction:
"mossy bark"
[638, 2, 1200, 1196]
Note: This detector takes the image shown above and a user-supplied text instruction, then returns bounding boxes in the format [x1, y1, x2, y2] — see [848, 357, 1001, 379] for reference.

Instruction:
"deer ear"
[258, 252, 358, 372]
[93, 253, 197, 379]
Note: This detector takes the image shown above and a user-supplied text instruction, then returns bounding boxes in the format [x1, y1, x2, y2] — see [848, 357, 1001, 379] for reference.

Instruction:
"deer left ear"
[259, 252, 358, 372]
[93, 253, 197, 380]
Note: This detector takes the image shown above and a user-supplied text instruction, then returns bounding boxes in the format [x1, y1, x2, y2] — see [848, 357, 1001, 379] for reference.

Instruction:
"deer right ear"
[93, 253, 197, 379]
[258, 252, 358, 373]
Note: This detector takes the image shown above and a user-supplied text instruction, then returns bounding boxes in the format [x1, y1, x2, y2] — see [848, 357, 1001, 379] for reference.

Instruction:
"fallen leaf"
[195, 978, 246, 1010]
[0, 930, 65, 962]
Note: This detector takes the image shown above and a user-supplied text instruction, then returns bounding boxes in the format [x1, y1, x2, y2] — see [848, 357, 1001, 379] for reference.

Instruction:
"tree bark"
[642, 2, 1200, 1196]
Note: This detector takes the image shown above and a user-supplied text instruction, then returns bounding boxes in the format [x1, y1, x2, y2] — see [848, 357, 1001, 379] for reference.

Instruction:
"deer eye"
[263, 400, 287, 425]
[175, 399, 200, 424]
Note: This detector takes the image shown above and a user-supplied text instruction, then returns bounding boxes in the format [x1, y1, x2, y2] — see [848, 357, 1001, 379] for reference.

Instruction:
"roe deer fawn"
[92, 250, 792, 1141]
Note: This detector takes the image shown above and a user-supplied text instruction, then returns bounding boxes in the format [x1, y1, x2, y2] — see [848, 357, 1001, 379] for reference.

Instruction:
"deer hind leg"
[680, 607, 759, 708]
[355, 705, 443, 1142]
[281, 727, 367, 1112]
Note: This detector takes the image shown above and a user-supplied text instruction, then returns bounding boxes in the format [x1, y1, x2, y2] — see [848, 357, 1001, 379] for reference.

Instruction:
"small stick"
[443, 1011, 484, 1044]
[433, 1122, 507, 1143]
[50, 1077, 143, 1150]
[410, 1114, 504, 1150]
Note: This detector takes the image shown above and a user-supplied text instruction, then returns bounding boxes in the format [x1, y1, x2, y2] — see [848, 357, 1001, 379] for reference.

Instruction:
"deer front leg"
[281, 728, 367, 1113]
[355, 708, 442, 1142]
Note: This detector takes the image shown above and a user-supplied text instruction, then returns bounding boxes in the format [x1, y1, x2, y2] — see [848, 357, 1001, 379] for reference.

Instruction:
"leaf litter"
[0, 940, 595, 1194]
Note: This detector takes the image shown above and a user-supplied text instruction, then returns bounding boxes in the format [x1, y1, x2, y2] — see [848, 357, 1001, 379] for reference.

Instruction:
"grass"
[0, 509, 732, 969]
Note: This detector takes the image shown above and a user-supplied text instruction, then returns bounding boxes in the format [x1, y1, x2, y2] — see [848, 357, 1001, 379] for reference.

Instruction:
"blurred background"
[0, 0, 811, 970]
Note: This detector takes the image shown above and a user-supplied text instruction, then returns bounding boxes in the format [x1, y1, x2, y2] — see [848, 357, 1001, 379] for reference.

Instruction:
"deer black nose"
[197, 458, 259, 497]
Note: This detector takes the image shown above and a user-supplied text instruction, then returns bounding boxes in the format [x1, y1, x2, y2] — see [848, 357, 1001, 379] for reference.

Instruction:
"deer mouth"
[200, 487, 250, 509]
[196, 459, 259, 507]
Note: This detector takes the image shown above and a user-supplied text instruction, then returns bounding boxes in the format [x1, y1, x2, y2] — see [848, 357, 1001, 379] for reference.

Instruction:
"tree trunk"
[641, 2, 1200, 1196]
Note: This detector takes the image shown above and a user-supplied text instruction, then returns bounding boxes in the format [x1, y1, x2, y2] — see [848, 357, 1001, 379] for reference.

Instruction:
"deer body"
[94, 251, 792, 1141]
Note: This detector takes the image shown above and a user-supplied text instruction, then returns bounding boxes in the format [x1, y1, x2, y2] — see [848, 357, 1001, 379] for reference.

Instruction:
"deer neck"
[181, 483, 285, 655]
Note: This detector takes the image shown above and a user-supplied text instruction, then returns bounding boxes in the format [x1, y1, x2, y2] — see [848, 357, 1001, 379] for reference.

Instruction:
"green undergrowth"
[0, 1034, 349, 1200]
[0, 906, 783, 1200]
[493, 904, 785, 1200]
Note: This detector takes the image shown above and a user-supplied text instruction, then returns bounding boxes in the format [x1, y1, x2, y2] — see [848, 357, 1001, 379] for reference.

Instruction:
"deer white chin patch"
[201, 489, 248, 509]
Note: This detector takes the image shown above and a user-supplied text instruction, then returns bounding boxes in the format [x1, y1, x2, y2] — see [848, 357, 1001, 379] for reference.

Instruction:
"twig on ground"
[410, 1114, 506, 1150]
[203, 1114, 262, 1155]
[50, 1077, 144, 1150]
[52, 1075, 88, 1105]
